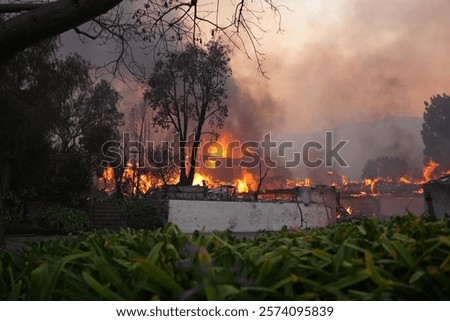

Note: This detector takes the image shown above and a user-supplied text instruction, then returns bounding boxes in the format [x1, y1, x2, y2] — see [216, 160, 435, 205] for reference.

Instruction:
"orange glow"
[341, 175, 349, 185]
[346, 206, 353, 214]
[233, 171, 257, 193]
[399, 176, 413, 184]
[100, 165, 115, 192]
[423, 160, 439, 182]
[193, 172, 214, 186]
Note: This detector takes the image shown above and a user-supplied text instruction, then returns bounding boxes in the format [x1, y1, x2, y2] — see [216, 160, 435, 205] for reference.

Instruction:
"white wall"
[168, 200, 335, 233]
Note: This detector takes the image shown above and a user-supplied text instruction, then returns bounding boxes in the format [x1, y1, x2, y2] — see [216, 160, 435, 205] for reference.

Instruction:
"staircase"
[93, 199, 125, 230]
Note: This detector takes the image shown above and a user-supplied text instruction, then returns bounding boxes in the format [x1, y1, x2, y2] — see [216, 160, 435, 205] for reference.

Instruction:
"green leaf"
[326, 269, 371, 290]
[133, 260, 184, 297]
[409, 270, 425, 284]
[391, 241, 415, 268]
[82, 272, 125, 300]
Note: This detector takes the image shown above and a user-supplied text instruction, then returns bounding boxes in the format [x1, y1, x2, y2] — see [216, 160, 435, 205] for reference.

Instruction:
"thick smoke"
[227, 0, 450, 179]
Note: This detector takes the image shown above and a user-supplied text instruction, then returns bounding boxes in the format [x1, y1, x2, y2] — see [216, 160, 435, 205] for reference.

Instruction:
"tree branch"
[0, 0, 123, 62]
[0, 3, 43, 13]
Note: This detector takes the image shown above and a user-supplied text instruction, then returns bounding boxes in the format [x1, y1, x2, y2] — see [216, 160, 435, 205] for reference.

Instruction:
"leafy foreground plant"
[0, 215, 449, 300]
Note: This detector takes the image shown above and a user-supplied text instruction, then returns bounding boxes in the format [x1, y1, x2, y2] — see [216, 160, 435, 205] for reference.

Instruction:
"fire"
[423, 160, 439, 182]
[346, 206, 353, 214]
[100, 165, 115, 192]
[233, 171, 257, 193]
[399, 176, 413, 184]
[193, 172, 213, 186]
[139, 174, 152, 193]
[341, 175, 349, 185]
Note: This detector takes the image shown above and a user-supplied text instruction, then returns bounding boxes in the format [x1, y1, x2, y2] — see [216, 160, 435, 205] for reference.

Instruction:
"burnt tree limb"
[0, 0, 123, 62]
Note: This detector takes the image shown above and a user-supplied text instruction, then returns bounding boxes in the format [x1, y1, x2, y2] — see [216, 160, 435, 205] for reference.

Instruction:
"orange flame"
[193, 172, 213, 186]
[423, 160, 439, 182]
[234, 171, 257, 193]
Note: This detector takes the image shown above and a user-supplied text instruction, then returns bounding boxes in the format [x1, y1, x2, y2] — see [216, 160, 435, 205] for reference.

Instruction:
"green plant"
[2, 191, 26, 225]
[0, 215, 449, 300]
[39, 205, 91, 233]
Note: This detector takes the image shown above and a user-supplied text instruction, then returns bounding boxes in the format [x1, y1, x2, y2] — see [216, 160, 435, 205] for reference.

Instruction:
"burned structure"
[424, 175, 450, 218]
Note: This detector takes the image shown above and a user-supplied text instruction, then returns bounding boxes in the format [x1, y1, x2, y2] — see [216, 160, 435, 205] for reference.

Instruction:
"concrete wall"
[168, 200, 335, 233]
[340, 195, 425, 218]
[379, 195, 424, 217]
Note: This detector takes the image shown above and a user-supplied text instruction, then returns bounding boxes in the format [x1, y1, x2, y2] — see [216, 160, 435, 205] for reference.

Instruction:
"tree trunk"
[187, 140, 201, 185]
[0, 0, 123, 62]
[0, 188, 5, 249]
[178, 140, 189, 185]
[0, 161, 10, 249]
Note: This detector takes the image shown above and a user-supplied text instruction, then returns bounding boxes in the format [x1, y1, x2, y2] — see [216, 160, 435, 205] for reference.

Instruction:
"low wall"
[168, 200, 335, 233]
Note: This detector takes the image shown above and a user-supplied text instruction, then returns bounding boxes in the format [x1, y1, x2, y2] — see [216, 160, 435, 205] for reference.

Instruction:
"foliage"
[39, 205, 91, 233]
[43, 148, 92, 207]
[50, 54, 123, 153]
[144, 40, 231, 185]
[422, 94, 450, 169]
[116, 198, 168, 230]
[0, 215, 449, 300]
[0, 44, 123, 206]
[1, 192, 25, 225]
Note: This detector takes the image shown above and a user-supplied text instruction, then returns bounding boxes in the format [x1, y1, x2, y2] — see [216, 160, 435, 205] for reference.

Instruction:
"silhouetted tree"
[148, 144, 179, 186]
[144, 40, 231, 185]
[421, 94, 450, 171]
[1, 1, 284, 78]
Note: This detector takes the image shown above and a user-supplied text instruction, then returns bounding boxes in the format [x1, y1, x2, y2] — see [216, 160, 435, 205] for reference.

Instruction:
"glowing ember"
[346, 206, 353, 214]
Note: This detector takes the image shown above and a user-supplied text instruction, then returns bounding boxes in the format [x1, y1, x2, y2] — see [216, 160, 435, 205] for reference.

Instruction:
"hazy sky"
[230, 0, 450, 133]
[61, 0, 450, 132]
[59, 0, 450, 178]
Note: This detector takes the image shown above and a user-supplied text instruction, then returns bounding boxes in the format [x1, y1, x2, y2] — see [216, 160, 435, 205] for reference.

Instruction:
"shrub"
[0, 215, 449, 300]
[117, 198, 168, 229]
[2, 191, 25, 225]
[39, 205, 92, 233]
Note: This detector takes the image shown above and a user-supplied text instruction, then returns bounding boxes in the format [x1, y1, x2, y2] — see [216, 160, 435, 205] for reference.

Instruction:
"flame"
[233, 171, 257, 193]
[398, 176, 413, 184]
[193, 172, 213, 186]
[423, 160, 439, 182]
[346, 206, 353, 214]
[99, 165, 115, 192]
[341, 175, 349, 185]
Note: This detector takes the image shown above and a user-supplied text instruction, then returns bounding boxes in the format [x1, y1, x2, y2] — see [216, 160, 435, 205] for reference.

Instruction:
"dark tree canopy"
[421, 94, 450, 171]
[0, 42, 123, 207]
[144, 40, 231, 185]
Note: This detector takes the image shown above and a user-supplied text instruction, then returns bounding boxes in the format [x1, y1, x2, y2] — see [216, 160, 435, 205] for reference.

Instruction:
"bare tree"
[1, 1, 285, 78]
